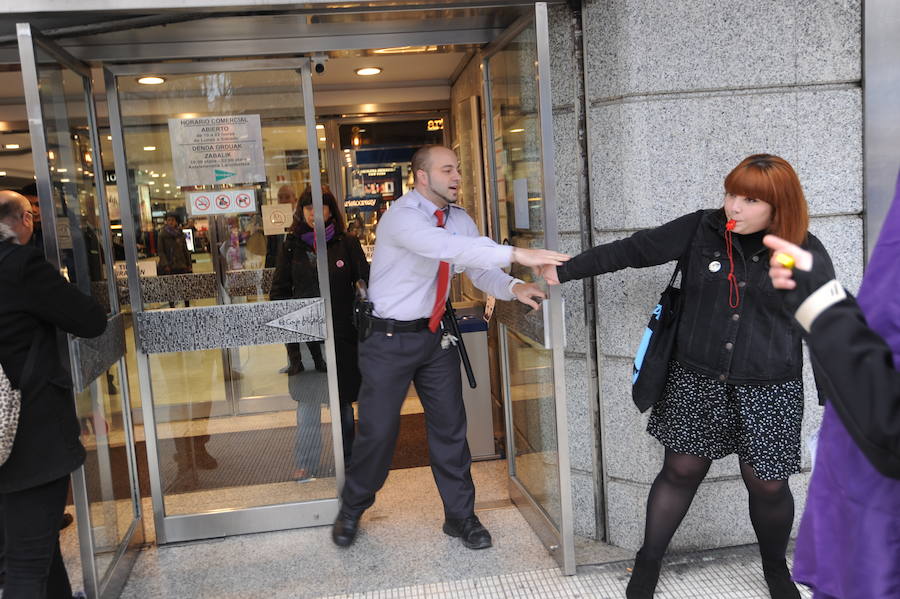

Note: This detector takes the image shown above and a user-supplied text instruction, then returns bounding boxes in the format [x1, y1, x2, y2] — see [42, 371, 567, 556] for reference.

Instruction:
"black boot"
[626, 550, 661, 599]
[761, 558, 800, 599]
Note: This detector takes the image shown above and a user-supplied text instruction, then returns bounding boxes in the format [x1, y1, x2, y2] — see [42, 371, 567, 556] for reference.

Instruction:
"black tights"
[640, 449, 794, 562]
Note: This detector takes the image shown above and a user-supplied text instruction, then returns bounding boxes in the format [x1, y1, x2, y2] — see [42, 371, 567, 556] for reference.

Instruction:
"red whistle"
[726, 219, 736, 231]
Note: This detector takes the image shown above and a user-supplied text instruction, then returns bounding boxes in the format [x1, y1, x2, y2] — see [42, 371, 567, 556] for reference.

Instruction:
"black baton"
[445, 299, 476, 389]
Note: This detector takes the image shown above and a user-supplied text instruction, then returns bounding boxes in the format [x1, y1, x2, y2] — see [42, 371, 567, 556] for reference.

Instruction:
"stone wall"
[576, 0, 863, 550]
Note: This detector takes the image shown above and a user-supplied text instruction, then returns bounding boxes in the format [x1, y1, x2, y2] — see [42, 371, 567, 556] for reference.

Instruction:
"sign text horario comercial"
[168, 115, 266, 188]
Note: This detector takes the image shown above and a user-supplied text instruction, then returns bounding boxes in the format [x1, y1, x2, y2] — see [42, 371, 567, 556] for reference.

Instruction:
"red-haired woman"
[542, 155, 833, 599]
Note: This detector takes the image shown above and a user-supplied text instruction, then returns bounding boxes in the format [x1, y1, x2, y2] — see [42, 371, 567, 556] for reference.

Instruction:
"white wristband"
[794, 279, 847, 332]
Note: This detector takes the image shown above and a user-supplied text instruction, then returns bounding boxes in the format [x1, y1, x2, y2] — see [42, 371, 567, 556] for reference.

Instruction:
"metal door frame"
[105, 56, 343, 544]
[480, 3, 576, 575]
[17, 22, 144, 599]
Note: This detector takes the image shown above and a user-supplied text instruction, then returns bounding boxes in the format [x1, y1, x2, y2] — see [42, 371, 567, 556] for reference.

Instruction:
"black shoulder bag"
[631, 258, 686, 412]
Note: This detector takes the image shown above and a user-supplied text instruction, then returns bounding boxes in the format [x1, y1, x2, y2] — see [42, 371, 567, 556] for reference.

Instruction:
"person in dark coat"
[157, 212, 192, 276]
[270, 188, 369, 478]
[541, 155, 833, 599]
[765, 176, 900, 598]
[0, 190, 107, 597]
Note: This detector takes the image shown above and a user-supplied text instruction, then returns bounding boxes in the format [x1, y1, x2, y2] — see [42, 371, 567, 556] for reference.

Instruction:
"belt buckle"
[385, 320, 394, 337]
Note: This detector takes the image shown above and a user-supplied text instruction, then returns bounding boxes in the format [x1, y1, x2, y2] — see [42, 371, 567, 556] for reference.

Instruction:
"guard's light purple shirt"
[368, 189, 516, 320]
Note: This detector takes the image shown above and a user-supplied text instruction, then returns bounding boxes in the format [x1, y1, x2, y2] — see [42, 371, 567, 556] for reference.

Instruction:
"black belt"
[368, 316, 430, 334]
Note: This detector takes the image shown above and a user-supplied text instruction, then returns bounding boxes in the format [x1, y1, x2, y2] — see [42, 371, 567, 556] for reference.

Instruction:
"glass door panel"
[484, 4, 575, 574]
[106, 59, 342, 542]
[18, 23, 142, 598]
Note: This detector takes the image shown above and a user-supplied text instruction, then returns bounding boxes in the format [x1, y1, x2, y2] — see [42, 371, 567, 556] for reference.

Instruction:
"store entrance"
[14, 3, 576, 593]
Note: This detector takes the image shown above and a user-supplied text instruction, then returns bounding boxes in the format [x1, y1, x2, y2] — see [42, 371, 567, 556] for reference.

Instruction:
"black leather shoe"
[332, 512, 360, 547]
[442, 515, 492, 549]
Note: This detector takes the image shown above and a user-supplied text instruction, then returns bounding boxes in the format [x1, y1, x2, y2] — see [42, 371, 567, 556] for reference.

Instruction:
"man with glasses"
[18, 183, 41, 256]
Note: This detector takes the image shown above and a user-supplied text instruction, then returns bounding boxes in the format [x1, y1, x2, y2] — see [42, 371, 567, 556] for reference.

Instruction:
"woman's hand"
[534, 264, 560, 285]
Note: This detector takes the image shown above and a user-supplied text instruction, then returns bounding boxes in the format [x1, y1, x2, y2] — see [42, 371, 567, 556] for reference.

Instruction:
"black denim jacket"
[558, 208, 834, 385]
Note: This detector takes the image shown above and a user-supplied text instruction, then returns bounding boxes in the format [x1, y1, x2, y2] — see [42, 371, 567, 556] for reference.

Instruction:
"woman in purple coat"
[764, 175, 900, 599]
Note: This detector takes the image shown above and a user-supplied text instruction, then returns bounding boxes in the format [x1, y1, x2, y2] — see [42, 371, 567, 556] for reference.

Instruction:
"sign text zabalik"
[168, 115, 266, 188]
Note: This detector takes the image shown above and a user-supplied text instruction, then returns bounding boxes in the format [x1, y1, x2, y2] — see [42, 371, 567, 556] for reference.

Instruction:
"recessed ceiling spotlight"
[137, 76, 166, 85]
[4, 143, 20, 149]
[143, 146, 157, 151]
[355, 67, 383, 77]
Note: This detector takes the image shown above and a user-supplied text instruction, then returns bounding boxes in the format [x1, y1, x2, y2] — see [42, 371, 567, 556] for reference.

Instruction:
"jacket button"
[714, 251, 721, 258]
[752, 255, 760, 262]
[725, 342, 733, 350]
[732, 313, 740, 321]
[718, 374, 727, 381]
[738, 281, 746, 288]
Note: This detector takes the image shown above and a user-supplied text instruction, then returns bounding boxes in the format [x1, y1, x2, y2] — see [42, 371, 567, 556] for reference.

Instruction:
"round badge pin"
[708, 260, 722, 273]
[336, 259, 345, 268]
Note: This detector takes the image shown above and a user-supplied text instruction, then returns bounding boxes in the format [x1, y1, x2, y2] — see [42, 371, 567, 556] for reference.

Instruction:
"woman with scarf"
[540, 154, 833, 599]
[270, 188, 369, 480]
[765, 175, 900, 599]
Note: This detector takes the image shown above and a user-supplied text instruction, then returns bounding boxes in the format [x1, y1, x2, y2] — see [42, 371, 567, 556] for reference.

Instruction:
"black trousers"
[1, 475, 72, 598]
[340, 327, 473, 519]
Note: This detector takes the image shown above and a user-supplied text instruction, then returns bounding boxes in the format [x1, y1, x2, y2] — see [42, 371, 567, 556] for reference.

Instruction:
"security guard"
[331, 145, 569, 549]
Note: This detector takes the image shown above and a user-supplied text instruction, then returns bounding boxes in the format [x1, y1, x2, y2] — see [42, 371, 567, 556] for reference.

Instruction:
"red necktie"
[428, 209, 450, 332]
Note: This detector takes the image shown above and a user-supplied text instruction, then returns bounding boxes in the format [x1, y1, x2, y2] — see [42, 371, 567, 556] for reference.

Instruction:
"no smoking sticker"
[194, 196, 210, 212]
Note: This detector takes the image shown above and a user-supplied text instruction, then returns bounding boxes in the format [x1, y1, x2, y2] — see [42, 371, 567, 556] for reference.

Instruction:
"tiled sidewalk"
[321, 545, 812, 599]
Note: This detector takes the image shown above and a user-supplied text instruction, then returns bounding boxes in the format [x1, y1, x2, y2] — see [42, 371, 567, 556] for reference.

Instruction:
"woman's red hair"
[724, 154, 809, 245]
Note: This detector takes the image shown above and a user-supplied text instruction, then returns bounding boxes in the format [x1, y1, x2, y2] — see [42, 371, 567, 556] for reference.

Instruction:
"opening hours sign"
[168, 115, 266, 187]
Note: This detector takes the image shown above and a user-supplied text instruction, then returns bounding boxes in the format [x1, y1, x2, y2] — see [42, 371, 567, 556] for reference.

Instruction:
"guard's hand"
[763, 234, 813, 290]
[512, 282, 546, 310]
[512, 247, 570, 268]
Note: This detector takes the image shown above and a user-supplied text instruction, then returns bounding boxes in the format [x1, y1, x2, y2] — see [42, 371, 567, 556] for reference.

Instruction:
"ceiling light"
[137, 76, 165, 85]
[48, 151, 55, 159]
[0, 171, 6, 176]
[84, 152, 92, 163]
[372, 46, 437, 55]
[163, 183, 170, 188]
[343, 149, 350, 153]
[316, 124, 325, 130]
[319, 137, 326, 141]
[509, 128, 525, 133]
[5, 143, 20, 149]
[107, 135, 112, 141]
[57, 168, 67, 173]
[60, 178, 70, 183]
[151, 173, 160, 177]
[355, 67, 383, 77]
[143, 146, 157, 151]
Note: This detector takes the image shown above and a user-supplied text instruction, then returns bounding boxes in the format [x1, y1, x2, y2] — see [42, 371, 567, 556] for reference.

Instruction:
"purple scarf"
[792, 172, 900, 598]
[298, 221, 335, 250]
